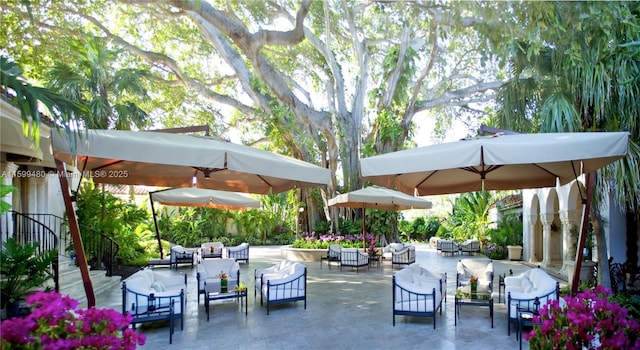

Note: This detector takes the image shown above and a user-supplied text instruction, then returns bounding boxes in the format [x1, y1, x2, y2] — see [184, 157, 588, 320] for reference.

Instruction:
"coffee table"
[454, 284, 494, 328]
[204, 284, 247, 321]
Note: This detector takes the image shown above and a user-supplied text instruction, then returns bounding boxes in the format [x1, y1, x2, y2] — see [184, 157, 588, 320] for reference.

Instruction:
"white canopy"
[361, 132, 629, 195]
[328, 186, 432, 210]
[52, 129, 330, 194]
[150, 187, 260, 210]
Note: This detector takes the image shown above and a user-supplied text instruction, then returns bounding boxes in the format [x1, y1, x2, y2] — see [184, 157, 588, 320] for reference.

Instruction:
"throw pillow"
[521, 278, 534, 293]
[150, 280, 166, 292]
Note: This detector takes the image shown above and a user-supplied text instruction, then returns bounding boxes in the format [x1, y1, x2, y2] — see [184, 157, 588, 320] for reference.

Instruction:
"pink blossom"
[0, 291, 146, 349]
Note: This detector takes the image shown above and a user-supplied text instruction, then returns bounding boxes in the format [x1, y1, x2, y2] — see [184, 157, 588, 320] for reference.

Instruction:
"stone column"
[35, 176, 49, 213]
[559, 209, 578, 271]
[526, 214, 539, 263]
[539, 213, 555, 268]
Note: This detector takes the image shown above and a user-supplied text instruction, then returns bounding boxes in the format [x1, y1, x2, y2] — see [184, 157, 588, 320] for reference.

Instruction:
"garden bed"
[280, 246, 327, 262]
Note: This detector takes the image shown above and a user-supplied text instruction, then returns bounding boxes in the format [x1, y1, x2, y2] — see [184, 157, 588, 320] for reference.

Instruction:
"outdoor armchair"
[456, 258, 494, 289]
[255, 259, 307, 315]
[340, 248, 369, 272]
[382, 242, 407, 260]
[392, 264, 445, 329]
[391, 244, 416, 267]
[439, 240, 459, 256]
[196, 258, 240, 303]
[170, 245, 195, 269]
[505, 267, 559, 336]
[459, 239, 480, 255]
[321, 244, 342, 270]
[121, 268, 187, 344]
[226, 242, 249, 263]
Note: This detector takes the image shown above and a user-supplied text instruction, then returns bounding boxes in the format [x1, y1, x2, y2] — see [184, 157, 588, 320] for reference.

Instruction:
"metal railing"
[77, 225, 119, 277]
[0, 211, 60, 292]
[0, 211, 120, 279]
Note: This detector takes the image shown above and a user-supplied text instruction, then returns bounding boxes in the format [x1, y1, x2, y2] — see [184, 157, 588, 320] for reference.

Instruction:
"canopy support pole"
[571, 171, 595, 296]
[149, 193, 164, 259]
[56, 158, 95, 307]
[362, 206, 366, 249]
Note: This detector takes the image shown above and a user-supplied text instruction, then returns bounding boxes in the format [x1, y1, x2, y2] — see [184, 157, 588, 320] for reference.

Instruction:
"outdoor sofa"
[505, 267, 559, 335]
[392, 263, 446, 328]
[254, 259, 307, 315]
[121, 268, 186, 344]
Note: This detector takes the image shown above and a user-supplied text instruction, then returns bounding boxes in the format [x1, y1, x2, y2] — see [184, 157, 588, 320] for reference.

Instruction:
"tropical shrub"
[480, 243, 507, 260]
[526, 286, 640, 350]
[488, 213, 523, 247]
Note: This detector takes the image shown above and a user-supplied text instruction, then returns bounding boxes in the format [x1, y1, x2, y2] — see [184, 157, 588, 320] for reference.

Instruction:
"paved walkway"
[95, 244, 566, 350]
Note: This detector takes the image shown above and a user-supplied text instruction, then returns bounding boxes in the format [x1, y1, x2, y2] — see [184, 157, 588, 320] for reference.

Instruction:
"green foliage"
[480, 244, 507, 260]
[337, 218, 362, 236]
[292, 233, 364, 250]
[610, 293, 640, 321]
[365, 210, 395, 236]
[1, 55, 87, 141]
[0, 238, 57, 304]
[312, 220, 331, 234]
[75, 181, 149, 263]
[487, 214, 523, 247]
[398, 216, 442, 242]
[0, 177, 15, 214]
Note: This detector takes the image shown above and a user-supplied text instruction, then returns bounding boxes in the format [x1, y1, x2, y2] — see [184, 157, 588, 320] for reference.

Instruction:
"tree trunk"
[592, 205, 611, 289]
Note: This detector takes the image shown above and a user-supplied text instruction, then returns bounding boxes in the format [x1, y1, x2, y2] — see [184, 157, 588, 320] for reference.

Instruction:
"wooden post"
[55, 158, 95, 307]
[571, 172, 595, 296]
[149, 193, 164, 259]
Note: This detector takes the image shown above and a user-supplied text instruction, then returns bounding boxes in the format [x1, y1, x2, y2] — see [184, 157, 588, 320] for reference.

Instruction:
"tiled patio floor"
[95, 244, 566, 350]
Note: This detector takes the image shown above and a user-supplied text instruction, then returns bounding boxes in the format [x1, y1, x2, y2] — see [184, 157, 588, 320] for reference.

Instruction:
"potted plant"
[0, 238, 57, 318]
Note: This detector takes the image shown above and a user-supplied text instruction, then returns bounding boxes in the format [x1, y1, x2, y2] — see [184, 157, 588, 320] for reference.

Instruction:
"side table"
[368, 255, 381, 268]
[517, 301, 541, 350]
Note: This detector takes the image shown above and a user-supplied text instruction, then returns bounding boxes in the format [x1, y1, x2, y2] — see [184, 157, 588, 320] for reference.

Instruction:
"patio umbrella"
[360, 131, 629, 295]
[150, 187, 260, 210]
[52, 129, 330, 194]
[328, 186, 432, 248]
[149, 187, 260, 252]
[360, 132, 629, 196]
[52, 129, 330, 307]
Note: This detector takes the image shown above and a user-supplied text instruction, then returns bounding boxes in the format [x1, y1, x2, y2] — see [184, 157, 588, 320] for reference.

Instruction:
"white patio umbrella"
[52, 129, 330, 194]
[361, 132, 629, 196]
[360, 131, 629, 294]
[150, 187, 260, 210]
[52, 129, 329, 307]
[328, 186, 432, 248]
[149, 187, 260, 259]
